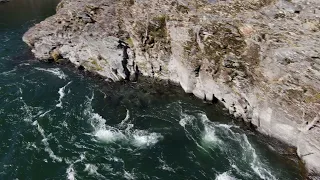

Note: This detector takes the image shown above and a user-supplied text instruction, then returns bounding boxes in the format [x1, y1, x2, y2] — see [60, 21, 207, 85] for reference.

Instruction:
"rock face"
[23, 0, 320, 174]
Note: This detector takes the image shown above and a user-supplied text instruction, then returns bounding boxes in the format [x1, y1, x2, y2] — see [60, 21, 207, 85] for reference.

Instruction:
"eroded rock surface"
[23, 0, 320, 174]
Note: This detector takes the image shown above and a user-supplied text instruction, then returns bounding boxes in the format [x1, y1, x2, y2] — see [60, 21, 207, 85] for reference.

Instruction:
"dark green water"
[0, 0, 305, 179]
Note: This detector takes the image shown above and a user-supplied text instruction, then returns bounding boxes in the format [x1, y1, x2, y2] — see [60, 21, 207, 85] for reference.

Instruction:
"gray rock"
[23, 0, 320, 174]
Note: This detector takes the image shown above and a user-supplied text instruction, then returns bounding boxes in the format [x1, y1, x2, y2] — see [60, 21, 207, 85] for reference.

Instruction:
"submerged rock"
[23, 0, 320, 174]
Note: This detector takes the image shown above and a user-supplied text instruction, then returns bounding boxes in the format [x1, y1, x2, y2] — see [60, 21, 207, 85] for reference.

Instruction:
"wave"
[32, 120, 63, 162]
[66, 164, 76, 180]
[200, 114, 223, 146]
[64, 154, 86, 180]
[84, 164, 98, 175]
[35, 67, 67, 79]
[119, 109, 130, 128]
[181, 112, 277, 180]
[179, 112, 194, 128]
[158, 157, 175, 172]
[84, 97, 127, 143]
[215, 172, 237, 180]
[21, 101, 33, 122]
[56, 81, 72, 108]
[84, 164, 105, 178]
[132, 130, 163, 148]
[84, 94, 163, 148]
[202, 124, 222, 145]
[95, 128, 127, 143]
[0, 67, 16, 76]
[123, 170, 136, 180]
[39, 109, 52, 117]
[179, 112, 213, 155]
[242, 135, 277, 180]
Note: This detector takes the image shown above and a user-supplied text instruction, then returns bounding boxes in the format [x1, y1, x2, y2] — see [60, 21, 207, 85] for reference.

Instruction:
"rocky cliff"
[23, 0, 320, 174]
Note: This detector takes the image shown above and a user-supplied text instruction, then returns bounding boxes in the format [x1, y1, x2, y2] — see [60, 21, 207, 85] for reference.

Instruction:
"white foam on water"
[242, 135, 277, 180]
[89, 112, 107, 130]
[39, 109, 52, 118]
[161, 163, 175, 172]
[66, 164, 76, 180]
[216, 124, 236, 129]
[119, 109, 130, 128]
[179, 112, 213, 155]
[73, 153, 86, 164]
[32, 120, 63, 162]
[21, 102, 33, 122]
[200, 114, 222, 145]
[202, 125, 222, 145]
[65, 154, 86, 180]
[198, 112, 277, 179]
[131, 130, 163, 148]
[123, 170, 136, 180]
[198, 113, 210, 122]
[35, 67, 67, 79]
[25, 142, 38, 150]
[84, 164, 98, 175]
[0, 67, 17, 76]
[84, 95, 163, 147]
[215, 172, 237, 180]
[231, 163, 253, 178]
[18, 63, 30, 66]
[95, 129, 126, 143]
[56, 81, 72, 108]
[84, 164, 106, 178]
[84, 95, 127, 143]
[179, 113, 197, 140]
[158, 158, 175, 172]
[111, 156, 124, 163]
[199, 113, 240, 146]
[61, 121, 68, 128]
[179, 112, 194, 128]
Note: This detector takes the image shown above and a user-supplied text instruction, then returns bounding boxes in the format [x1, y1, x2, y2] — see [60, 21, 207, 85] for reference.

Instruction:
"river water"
[0, 0, 306, 179]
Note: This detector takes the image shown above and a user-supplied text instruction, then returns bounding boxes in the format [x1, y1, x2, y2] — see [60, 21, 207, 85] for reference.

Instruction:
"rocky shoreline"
[23, 0, 320, 175]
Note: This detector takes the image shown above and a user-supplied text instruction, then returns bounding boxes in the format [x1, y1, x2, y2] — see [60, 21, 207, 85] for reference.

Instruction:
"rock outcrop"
[23, 0, 320, 174]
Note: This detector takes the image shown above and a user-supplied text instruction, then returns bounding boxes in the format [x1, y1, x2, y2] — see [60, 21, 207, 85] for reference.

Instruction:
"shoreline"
[22, 0, 320, 176]
[36, 56, 310, 178]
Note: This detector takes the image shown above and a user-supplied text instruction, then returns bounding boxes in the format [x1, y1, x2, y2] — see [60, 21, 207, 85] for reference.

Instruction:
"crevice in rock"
[133, 64, 140, 81]
[151, 64, 155, 77]
[118, 40, 130, 80]
[194, 65, 201, 77]
[112, 68, 118, 75]
[78, 65, 85, 71]
[212, 94, 219, 104]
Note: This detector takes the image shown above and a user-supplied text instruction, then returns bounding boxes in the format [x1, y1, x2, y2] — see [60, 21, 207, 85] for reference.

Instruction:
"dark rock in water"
[0, 0, 9, 3]
[22, 0, 320, 174]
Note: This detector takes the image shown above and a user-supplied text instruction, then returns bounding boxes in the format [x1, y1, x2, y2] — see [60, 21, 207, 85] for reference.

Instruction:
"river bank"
[22, 0, 320, 175]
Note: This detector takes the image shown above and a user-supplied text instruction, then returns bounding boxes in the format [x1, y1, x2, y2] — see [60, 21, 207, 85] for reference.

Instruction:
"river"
[0, 0, 305, 179]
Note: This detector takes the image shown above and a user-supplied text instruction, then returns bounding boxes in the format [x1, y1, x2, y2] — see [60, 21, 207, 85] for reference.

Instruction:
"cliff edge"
[23, 0, 320, 174]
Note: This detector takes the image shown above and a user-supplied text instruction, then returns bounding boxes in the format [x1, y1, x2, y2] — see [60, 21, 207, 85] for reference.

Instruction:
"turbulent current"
[0, 0, 306, 179]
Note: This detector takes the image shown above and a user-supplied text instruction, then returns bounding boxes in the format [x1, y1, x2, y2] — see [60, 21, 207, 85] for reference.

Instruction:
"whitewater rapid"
[0, 0, 304, 179]
[0, 65, 301, 180]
